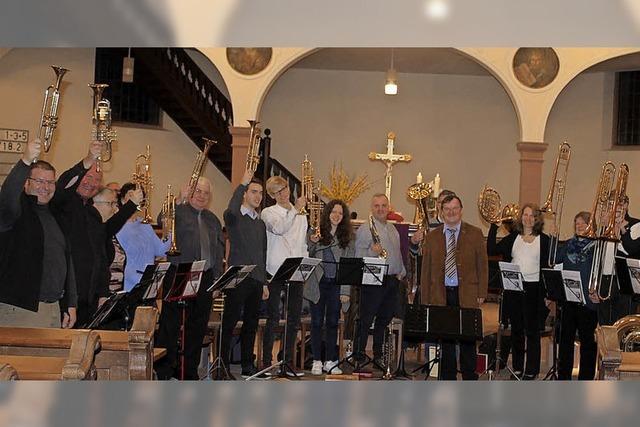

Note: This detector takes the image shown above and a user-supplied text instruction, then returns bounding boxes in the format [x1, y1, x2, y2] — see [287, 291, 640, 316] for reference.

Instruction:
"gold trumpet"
[186, 137, 216, 202]
[37, 65, 69, 157]
[89, 83, 116, 172]
[132, 145, 153, 224]
[246, 120, 262, 173]
[477, 185, 519, 224]
[299, 154, 314, 216]
[161, 184, 180, 256]
[540, 141, 571, 266]
[309, 179, 323, 240]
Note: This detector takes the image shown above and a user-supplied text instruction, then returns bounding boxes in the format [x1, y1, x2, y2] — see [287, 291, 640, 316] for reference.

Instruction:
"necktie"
[445, 228, 457, 279]
[198, 211, 211, 270]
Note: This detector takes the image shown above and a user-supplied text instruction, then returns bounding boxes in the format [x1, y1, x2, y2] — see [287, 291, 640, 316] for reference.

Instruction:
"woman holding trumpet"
[487, 203, 550, 380]
[115, 182, 172, 292]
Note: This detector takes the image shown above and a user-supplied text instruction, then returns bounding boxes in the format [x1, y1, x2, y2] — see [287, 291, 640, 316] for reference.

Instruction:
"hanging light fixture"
[122, 47, 135, 83]
[385, 48, 398, 95]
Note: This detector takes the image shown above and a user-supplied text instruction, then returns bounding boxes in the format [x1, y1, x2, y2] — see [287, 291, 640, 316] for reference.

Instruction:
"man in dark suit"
[420, 194, 488, 380]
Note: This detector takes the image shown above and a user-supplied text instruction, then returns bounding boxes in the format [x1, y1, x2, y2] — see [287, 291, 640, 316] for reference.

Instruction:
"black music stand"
[331, 257, 387, 376]
[615, 257, 640, 296]
[482, 263, 524, 381]
[205, 265, 256, 381]
[246, 257, 320, 381]
[404, 304, 483, 380]
[541, 268, 565, 381]
[83, 291, 128, 329]
[165, 260, 206, 380]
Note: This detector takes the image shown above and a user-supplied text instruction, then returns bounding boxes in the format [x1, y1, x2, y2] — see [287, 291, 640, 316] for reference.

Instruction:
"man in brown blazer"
[420, 194, 488, 380]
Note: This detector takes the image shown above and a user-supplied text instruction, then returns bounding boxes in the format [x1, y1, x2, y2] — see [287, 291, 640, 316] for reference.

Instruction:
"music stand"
[246, 257, 321, 381]
[164, 260, 206, 380]
[83, 291, 128, 329]
[330, 257, 387, 376]
[617, 257, 640, 296]
[541, 268, 566, 381]
[483, 262, 525, 381]
[204, 265, 256, 381]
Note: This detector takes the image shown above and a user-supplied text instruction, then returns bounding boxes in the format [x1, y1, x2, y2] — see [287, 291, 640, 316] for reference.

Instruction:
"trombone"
[540, 142, 571, 267]
[583, 162, 629, 301]
[37, 65, 69, 158]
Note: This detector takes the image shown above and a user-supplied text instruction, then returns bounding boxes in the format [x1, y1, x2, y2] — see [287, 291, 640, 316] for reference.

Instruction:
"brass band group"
[2, 65, 640, 382]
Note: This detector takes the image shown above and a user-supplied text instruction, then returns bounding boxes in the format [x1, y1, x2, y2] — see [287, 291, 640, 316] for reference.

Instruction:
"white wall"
[0, 48, 232, 219]
[260, 67, 520, 232]
[545, 71, 640, 238]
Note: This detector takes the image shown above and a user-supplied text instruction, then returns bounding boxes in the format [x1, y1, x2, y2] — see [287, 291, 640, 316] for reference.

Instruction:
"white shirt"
[261, 203, 309, 276]
[512, 235, 540, 282]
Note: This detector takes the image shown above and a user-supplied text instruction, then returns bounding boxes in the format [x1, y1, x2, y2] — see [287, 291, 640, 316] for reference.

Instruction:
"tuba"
[186, 137, 216, 202]
[89, 83, 116, 172]
[478, 185, 519, 224]
[540, 141, 571, 266]
[583, 162, 628, 300]
[132, 145, 153, 224]
[369, 214, 388, 259]
[161, 184, 180, 256]
[37, 65, 69, 157]
[246, 120, 262, 173]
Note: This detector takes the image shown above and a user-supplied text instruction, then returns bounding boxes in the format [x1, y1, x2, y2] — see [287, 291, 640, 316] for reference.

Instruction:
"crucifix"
[368, 131, 412, 205]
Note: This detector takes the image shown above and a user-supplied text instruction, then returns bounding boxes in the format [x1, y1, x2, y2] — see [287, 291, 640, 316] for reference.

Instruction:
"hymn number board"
[0, 128, 28, 186]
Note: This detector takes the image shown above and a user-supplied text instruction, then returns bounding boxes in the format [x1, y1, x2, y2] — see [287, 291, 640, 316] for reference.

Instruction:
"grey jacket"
[306, 234, 355, 304]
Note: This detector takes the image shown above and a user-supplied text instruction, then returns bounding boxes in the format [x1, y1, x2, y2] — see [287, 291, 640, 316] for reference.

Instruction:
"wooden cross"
[368, 132, 412, 205]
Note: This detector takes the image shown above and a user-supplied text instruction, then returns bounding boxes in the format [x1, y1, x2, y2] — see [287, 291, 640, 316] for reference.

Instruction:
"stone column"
[517, 141, 549, 205]
[230, 125, 251, 187]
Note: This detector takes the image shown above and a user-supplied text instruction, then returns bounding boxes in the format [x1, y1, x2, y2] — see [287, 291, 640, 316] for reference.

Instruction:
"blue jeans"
[310, 278, 341, 361]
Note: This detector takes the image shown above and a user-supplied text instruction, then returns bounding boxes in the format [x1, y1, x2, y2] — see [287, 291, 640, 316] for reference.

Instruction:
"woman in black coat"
[488, 203, 550, 380]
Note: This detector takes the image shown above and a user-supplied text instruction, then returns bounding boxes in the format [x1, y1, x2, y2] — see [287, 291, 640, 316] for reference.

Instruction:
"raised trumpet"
[132, 145, 153, 224]
[37, 65, 69, 157]
[161, 184, 180, 256]
[186, 137, 215, 202]
[246, 120, 262, 173]
[89, 83, 116, 172]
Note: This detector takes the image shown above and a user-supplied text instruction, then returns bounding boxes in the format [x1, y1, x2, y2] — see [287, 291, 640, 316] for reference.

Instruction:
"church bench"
[0, 330, 100, 380]
[0, 306, 161, 380]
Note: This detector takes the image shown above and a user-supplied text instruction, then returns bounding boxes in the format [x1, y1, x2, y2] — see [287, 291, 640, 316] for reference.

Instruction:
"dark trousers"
[76, 297, 98, 328]
[598, 275, 639, 325]
[262, 281, 304, 365]
[310, 278, 341, 361]
[440, 286, 478, 380]
[505, 281, 542, 377]
[220, 278, 262, 370]
[356, 275, 398, 359]
[154, 269, 214, 380]
[558, 302, 598, 380]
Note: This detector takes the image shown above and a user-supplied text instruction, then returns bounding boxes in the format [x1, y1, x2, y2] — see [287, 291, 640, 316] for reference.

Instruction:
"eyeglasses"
[274, 186, 289, 196]
[194, 188, 210, 197]
[94, 201, 118, 207]
[27, 177, 56, 186]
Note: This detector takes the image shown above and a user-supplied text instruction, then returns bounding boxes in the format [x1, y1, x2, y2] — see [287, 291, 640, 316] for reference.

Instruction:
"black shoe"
[241, 365, 258, 378]
[510, 370, 523, 380]
[523, 373, 537, 381]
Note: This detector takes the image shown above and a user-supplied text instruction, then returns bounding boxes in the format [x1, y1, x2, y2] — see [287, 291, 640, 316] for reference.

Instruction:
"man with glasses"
[420, 194, 488, 380]
[260, 176, 308, 377]
[0, 138, 77, 328]
[155, 176, 224, 380]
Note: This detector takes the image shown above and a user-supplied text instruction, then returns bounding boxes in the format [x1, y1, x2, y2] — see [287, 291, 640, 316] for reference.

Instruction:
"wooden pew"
[0, 306, 162, 380]
[0, 330, 100, 380]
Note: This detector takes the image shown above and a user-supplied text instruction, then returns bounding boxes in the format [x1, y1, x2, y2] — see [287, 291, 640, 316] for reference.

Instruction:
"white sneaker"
[311, 360, 323, 376]
[324, 360, 342, 375]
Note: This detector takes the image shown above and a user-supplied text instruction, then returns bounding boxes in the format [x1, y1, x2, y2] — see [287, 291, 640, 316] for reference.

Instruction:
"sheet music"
[290, 257, 322, 283]
[561, 270, 586, 304]
[233, 265, 256, 287]
[362, 257, 388, 286]
[143, 262, 170, 300]
[626, 258, 640, 294]
[498, 262, 523, 291]
[184, 260, 206, 297]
